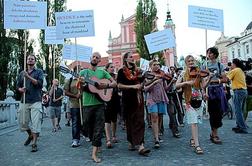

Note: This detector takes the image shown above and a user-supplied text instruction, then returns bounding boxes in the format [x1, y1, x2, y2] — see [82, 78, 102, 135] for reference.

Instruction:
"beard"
[91, 61, 98, 66]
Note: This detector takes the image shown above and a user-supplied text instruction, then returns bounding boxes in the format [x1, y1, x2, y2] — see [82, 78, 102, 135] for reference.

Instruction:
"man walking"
[17, 54, 44, 152]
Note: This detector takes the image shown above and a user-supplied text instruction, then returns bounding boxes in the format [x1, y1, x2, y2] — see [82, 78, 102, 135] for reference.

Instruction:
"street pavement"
[0, 113, 252, 166]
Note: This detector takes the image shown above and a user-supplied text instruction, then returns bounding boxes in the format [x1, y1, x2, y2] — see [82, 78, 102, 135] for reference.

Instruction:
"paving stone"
[0, 115, 251, 166]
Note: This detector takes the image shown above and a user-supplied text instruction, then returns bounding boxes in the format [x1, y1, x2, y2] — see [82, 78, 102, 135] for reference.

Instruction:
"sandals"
[195, 146, 204, 154]
[106, 140, 112, 149]
[210, 134, 222, 144]
[112, 136, 118, 143]
[138, 148, 151, 156]
[190, 139, 195, 147]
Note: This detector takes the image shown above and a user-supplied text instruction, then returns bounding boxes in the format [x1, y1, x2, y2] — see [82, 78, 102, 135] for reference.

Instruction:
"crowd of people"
[16, 47, 252, 162]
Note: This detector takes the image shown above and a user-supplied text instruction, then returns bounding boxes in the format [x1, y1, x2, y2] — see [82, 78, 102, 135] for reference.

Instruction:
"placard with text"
[45, 26, 64, 44]
[144, 29, 175, 54]
[62, 44, 92, 62]
[188, 5, 224, 31]
[56, 10, 95, 39]
[4, 0, 47, 29]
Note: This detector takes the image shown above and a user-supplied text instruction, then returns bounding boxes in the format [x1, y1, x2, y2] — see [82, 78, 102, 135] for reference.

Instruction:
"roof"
[245, 21, 252, 31]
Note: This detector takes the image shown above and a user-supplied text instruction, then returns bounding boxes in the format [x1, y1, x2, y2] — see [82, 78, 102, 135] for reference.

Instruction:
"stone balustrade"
[0, 90, 20, 129]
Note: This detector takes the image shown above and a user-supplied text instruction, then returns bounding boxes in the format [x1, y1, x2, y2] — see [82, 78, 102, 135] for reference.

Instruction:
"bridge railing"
[0, 91, 20, 129]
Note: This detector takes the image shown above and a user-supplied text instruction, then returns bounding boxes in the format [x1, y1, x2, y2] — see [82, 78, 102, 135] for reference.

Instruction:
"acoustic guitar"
[60, 66, 113, 102]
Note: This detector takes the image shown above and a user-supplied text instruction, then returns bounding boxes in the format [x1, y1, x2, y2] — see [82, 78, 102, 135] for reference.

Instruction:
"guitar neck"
[69, 71, 79, 78]
[85, 78, 97, 86]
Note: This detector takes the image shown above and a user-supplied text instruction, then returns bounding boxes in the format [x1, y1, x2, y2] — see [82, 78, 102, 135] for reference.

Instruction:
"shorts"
[147, 102, 167, 115]
[17, 102, 42, 133]
[49, 106, 61, 119]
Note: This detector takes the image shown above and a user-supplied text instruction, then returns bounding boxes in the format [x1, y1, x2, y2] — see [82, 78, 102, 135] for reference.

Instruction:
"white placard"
[144, 29, 175, 54]
[4, 0, 47, 29]
[140, 58, 150, 71]
[188, 5, 224, 31]
[45, 26, 64, 44]
[63, 44, 92, 62]
[56, 10, 95, 39]
[161, 66, 169, 73]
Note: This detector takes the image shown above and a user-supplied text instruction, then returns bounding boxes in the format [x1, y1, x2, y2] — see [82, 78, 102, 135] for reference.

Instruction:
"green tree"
[38, 0, 66, 89]
[135, 0, 157, 61]
[0, 0, 33, 99]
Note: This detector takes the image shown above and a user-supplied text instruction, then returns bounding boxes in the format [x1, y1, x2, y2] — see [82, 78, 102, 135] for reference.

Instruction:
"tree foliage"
[0, 0, 33, 99]
[38, 0, 66, 89]
[135, 0, 157, 61]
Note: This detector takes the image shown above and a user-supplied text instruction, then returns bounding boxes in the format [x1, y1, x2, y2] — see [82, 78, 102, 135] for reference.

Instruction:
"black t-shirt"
[49, 87, 64, 107]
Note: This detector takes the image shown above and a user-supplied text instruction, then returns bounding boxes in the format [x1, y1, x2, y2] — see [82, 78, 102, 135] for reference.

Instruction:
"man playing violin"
[79, 52, 116, 163]
[201, 47, 228, 144]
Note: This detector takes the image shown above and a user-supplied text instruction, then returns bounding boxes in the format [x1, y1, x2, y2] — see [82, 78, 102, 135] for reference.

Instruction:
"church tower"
[163, 1, 177, 67]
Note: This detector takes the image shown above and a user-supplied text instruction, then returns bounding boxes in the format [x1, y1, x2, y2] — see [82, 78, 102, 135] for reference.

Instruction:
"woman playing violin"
[117, 52, 150, 156]
[176, 55, 209, 154]
[144, 60, 169, 148]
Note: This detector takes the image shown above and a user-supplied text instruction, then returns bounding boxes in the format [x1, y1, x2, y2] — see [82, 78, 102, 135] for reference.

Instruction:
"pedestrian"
[104, 62, 120, 148]
[170, 66, 185, 126]
[165, 67, 181, 138]
[79, 52, 116, 163]
[201, 47, 228, 144]
[176, 55, 207, 154]
[63, 96, 71, 127]
[226, 58, 248, 133]
[117, 52, 150, 156]
[48, 79, 64, 132]
[64, 66, 82, 147]
[144, 60, 169, 149]
[16, 54, 44, 152]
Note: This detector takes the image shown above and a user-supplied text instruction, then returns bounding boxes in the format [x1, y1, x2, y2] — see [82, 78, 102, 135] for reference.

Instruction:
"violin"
[189, 66, 209, 78]
[144, 70, 173, 81]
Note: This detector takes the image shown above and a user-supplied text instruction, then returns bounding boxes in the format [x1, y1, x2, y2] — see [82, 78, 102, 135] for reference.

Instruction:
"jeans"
[71, 108, 81, 140]
[233, 89, 247, 130]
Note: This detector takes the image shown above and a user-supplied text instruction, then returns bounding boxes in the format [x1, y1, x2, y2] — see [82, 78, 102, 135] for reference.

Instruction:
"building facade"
[107, 14, 139, 71]
[215, 32, 232, 65]
[226, 21, 252, 62]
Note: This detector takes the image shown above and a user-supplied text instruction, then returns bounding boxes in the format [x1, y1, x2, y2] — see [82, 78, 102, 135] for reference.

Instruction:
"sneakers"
[24, 135, 33, 146]
[57, 125, 62, 130]
[83, 136, 91, 142]
[158, 137, 164, 143]
[173, 131, 181, 138]
[31, 144, 38, 152]
[154, 141, 160, 149]
[65, 121, 70, 127]
[71, 140, 80, 148]
[234, 128, 248, 134]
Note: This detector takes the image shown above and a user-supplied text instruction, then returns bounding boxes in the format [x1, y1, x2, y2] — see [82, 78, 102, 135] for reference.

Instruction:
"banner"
[144, 29, 175, 54]
[4, 0, 47, 29]
[56, 10, 95, 39]
[45, 26, 64, 44]
[62, 44, 92, 62]
[188, 5, 224, 31]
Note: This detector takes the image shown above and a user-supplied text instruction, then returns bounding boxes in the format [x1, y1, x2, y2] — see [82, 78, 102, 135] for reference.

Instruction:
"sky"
[32, 0, 252, 60]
